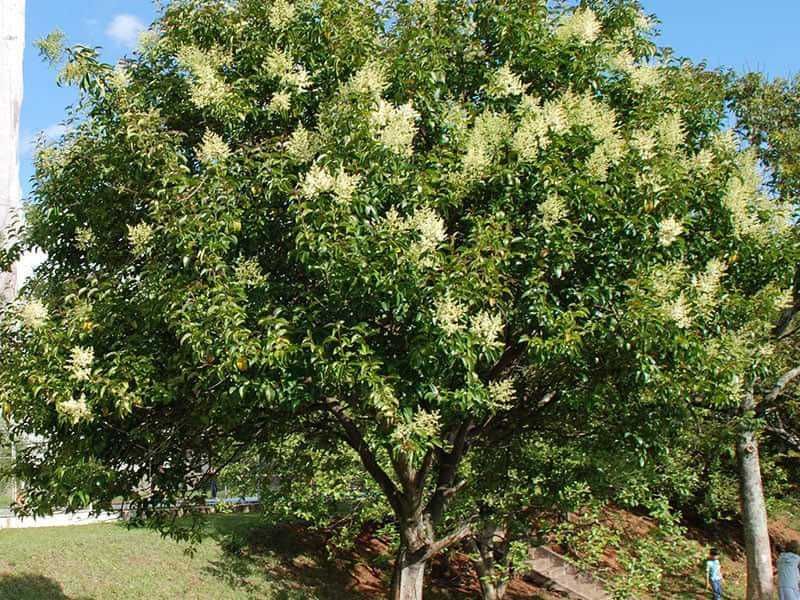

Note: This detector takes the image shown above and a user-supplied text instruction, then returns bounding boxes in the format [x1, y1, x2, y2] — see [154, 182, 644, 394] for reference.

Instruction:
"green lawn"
[0, 515, 363, 600]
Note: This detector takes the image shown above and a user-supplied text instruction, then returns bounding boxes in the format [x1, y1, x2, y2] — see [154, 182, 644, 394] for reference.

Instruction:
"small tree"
[1, 1, 797, 598]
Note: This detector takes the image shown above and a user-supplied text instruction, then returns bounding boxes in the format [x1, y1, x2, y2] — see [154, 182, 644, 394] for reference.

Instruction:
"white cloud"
[105, 14, 146, 48]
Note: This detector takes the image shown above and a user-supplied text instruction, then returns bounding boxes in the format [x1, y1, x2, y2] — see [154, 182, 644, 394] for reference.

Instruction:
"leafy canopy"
[0, 1, 796, 568]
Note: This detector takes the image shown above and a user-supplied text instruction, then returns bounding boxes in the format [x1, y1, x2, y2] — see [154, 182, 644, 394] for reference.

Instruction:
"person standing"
[778, 541, 800, 600]
[706, 548, 724, 600]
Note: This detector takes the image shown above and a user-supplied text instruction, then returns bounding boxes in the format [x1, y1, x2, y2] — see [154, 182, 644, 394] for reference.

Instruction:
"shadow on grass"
[0, 573, 93, 600]
[201, 515, 374, 599]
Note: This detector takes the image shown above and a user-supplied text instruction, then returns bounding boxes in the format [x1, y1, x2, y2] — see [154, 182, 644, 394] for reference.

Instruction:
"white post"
[0, 0, 25, 301]
[0, 0, 25, 508]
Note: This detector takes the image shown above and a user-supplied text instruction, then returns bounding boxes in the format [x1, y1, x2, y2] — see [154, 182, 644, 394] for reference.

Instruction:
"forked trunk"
[737, 391, 773, 600]
[478, 579, 508, 600]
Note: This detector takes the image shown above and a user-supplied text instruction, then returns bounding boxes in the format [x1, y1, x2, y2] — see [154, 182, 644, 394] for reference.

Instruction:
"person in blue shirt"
[706, 548, 724, 599]
[778, 540, 800, 600]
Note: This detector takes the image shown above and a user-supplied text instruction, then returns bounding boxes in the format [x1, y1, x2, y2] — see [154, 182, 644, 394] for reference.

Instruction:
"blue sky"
[19, 1, 800, 195]
[21, 1, 156, 191]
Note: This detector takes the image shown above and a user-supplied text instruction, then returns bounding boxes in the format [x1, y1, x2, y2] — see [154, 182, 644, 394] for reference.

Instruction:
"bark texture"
[737, 390, 773, 600]
[472, 524, 509, 600]
[0, 0, 25, 302]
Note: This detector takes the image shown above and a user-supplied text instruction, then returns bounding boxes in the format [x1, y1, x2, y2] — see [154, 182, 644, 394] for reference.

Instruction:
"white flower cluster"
[635, 171, 666, 195]
[412, 206, 447, 255]
[265, 48, 312, 92]
[59, 57, 92, 87]
[370, 100, 420, 156]
[75, 226, 95, 250]
[370, 384, 400, 423]
[109, 64, 131, 91]
[711, 129, 738, 155]
[630, 129, 657, 161]
[434, 296, 467, 335]
[692, 258, 727, 313]
[128, 222, 154, 256]
[634, 9, 653, 32]
[488, 379, 515, 410]
[487, 64, 527, 98]
[268, 90, 292, 113]
[67, 346, 94, 381]
[300, 164, 361, 202]
[609, 50, 635, 73]
[539, 194, 568, 231]
[656, 113, 686, 151]
[197, 130, 232, 165]
[470, 311, 504, 347]
[346, 61, 388, 97]
[419, 0, 438, 16]
[774, 288, 794, 312]
[664, 293, 691, 329]
[19, 300, 48, 330]
[392, 409, 441, 451]
[562, 92, 623, 180]
[607, 49, 664, 93]
[443, 101, 470, 142]
[382, 206, 448, 266]
[628, 65, 663, 93]
[649, 262, 687, 300]
[555, 7, 601, 45]
[269, 0, 296, 31]
[658, 216, 684, 247]
[138, 30, 160, 55]
[760, 197, 793, 234]
[235, 257, 266, 287]
[461, 111, 512, 178]
[285, 126, 315, 162]
[57, 394, 91, 425]
[692, 148, 714, 174]
[512, 97, 566, 163]
[177, 45, 231, 109]
[723, 155, 762, 237]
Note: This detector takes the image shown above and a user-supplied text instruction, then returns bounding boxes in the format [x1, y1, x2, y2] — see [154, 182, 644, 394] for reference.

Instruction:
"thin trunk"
[737, 390, 773, 600]
[472, 524, 509, 600]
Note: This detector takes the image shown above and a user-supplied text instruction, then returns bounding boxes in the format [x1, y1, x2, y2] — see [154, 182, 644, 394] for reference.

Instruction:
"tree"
[0, 2, 797, 598]
[729, 71, 800, 599]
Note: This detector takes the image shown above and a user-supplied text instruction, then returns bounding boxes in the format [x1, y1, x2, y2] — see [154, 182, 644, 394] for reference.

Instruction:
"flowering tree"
[0, 1, 797, 598]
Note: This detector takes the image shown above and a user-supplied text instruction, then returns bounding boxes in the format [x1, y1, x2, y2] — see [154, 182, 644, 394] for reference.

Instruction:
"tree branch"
[765, 423, 800, 453]
[427, 419, 471, 525]
[773, 264, 800, 338]
[764, 365, 800, 404]
[417, 521, 475, 563]
[485, 342, 525, 383]
[325, 398, 402, 515]
[413, 448, 435, 491]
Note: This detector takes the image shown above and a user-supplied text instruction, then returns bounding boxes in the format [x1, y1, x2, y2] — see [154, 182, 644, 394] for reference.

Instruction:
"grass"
[0, 515, 362, 600]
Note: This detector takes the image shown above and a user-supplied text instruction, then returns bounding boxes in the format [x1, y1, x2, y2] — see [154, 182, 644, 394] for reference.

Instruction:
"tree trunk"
[737, 390, 773, 600]
[390, 515, 430, 600]
[472, 524, 509, 600]
[0, 0, 25, 300]
[390, 548, 426, 600]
